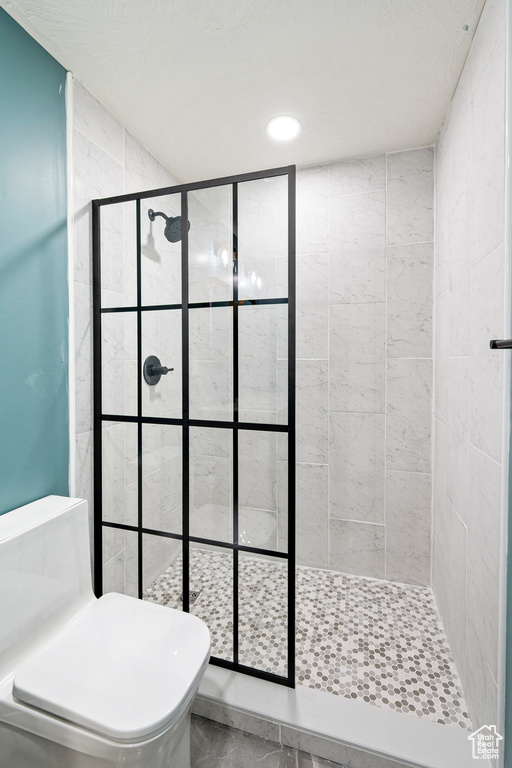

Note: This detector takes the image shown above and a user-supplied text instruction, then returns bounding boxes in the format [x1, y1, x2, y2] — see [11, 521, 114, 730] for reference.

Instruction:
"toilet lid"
[13, 593, 210, 742]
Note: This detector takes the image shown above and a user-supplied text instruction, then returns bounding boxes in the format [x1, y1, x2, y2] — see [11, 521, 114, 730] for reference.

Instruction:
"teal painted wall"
[0, 9, 68, 515]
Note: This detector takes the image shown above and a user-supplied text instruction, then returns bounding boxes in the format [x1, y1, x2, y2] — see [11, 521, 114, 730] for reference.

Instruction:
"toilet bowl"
[0, 496, 210, 768]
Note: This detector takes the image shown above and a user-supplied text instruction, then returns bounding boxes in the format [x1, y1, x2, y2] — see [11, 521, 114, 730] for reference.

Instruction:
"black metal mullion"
[102, 520, 289, 559]
[136, 199, 143, 600]
[100, 298, 288, 315]
[92, 201, 103, 597]
[100, 413, 289, 432]
[181, 191, 190, 614]
[94, 166, 296, 689]
[93, 165, 291, 207]
[210, 656, 289, 685]
[287, 166, 297, 688]
[232, 182, 239, 666]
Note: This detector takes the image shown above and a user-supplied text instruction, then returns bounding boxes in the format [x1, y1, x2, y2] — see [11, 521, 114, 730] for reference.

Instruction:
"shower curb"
[194, 666, 474, 768]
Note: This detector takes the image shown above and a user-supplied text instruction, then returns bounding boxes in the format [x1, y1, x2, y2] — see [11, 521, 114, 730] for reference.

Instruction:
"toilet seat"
[12, 593, 211, 744]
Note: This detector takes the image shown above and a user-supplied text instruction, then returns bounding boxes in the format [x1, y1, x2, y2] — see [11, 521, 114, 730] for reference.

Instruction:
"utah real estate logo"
[468, 725, 503, 760]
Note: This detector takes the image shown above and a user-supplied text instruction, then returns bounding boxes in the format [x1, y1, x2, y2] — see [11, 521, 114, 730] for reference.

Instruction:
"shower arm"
[148, 209, 169, 222]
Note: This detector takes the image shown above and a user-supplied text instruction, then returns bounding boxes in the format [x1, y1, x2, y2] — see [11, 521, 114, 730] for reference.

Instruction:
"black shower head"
[148, 209, 191, 243]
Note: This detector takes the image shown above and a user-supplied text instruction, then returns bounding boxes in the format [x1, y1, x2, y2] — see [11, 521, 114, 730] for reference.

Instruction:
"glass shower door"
[93, 165, 295, 686]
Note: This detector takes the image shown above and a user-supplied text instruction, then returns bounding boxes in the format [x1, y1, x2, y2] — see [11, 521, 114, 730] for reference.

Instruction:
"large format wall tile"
[329, 303, 385, 413]
[386, 242, 433, 359]
[432, 419, 449, 545]
[124, 130, 176, 194]
[296, 463, 329, 568]
[469, 243, 505, 463]
[73, 128, 123, 287]
[329, 413, 384, 524]
[432, 533, 447, 622]
[330, 519, 385, 579]
[329, 190, 386, 304]
[434, 133, 451, 299]
[75, 281, 93, 433]
[296, 360, 328, 465]
[73, 79, 124, 165]
[386, 147, 434, 245]
[448, 192, 471, 357]
[466, 445, 501, 680]
[296, 252, 328, 359]
[296, 165, 329, 254]
[238, 430, 278, 512]
[330, 154, 386, 197]
[444, 503, 467, 681]
[465, 619, 499, 730]
[386, 358, 432, 472]
[433, 289, 450, 427]
[385, 470, 431, 587]
[466, 0, 505, 86]
[468, 22, 505, 269]
[447, 357, 469, 522]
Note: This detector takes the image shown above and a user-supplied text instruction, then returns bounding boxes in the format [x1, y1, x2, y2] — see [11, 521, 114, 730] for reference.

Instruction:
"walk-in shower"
[92, 146, 498, 747]
[92, 166, 296, 686]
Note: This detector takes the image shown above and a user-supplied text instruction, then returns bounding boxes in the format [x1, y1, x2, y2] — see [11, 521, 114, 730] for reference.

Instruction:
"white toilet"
[0, 496, 211, 768]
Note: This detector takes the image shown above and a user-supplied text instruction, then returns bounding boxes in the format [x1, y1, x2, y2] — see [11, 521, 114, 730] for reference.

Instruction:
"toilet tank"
[0, 496, 95, 684]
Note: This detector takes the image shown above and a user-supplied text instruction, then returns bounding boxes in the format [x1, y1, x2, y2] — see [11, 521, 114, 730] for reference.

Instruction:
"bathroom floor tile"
[144, 552, 471, 730]
[190, 715, 346, 768]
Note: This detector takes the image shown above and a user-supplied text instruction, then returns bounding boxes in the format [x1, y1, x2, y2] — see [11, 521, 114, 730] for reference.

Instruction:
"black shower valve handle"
[149, 364, 173, 376]
[143, 355, 173, 386]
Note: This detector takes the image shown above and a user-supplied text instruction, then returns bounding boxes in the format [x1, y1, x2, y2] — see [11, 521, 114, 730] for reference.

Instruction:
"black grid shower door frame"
[92, 165, 296, 688]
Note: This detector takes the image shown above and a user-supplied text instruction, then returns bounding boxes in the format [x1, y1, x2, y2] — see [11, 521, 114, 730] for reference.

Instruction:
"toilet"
[0, 496, 211, 768]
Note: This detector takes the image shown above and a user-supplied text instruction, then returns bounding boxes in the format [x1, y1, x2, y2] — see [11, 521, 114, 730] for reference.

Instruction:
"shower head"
[148, 209, 191, 243]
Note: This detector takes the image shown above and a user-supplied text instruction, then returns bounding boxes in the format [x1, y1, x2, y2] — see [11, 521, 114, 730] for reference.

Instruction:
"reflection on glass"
[140, 194, 182, 306]
[190, 427, 232, 542]
[238, 175, 287, 301]
[142, 535, 182, 609]
[142, 309, 182, 419]
[100, 200, 136, 308]
[102, 527, 138, 598]
[238, 430, 287, 554]
[189, 543, 233, 662]
[239, 551, 288, 676]
[142, 424, 182, 535]
[189, 307, 233, 421]
[188, 186, 233, 304]
[102, 421, 138, 527]
[238, 304, 287, 424]
[101, 313, 137, 416]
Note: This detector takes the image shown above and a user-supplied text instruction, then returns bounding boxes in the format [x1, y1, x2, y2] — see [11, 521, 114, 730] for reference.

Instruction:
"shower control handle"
[149, 364, 172, 376]
[490, 339, 512, 349]
[143, 355, 174, 386]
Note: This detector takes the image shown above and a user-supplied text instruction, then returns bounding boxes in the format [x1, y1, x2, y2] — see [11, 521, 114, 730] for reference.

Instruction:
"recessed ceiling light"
[266, 115, 301, 141]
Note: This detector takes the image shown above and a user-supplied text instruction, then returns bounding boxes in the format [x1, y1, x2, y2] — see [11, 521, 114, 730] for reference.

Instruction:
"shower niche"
[93, 167, 296, 686]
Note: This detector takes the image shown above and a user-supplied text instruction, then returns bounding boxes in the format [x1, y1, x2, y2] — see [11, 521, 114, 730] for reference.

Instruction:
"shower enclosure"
[92, 166, 296, 686]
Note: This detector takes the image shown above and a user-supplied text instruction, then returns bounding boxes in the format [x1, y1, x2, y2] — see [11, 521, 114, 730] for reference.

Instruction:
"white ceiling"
[1, 0, 485, 182]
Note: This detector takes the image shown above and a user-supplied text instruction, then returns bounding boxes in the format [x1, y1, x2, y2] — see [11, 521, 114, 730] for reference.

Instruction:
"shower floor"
[143, 549, 472, 730]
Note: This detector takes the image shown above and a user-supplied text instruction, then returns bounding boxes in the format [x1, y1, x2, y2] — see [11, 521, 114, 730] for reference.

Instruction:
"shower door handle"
[490, 339, 512, 349]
